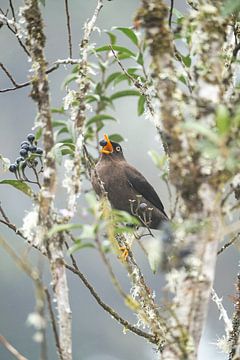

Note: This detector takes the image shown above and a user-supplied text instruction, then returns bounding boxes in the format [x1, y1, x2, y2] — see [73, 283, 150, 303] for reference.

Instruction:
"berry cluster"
[9, 133, 43, 187]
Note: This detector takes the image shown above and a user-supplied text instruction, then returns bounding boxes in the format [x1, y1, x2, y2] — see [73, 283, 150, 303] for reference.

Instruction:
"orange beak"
[100, 134, 113, 154]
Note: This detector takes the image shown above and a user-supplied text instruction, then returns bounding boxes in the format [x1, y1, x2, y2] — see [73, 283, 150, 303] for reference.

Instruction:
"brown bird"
[91, 134, 168, 229]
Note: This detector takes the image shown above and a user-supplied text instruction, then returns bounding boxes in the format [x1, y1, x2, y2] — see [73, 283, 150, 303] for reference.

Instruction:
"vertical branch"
[228, 274, 240, 359]
[64, 0, 73, 58]
[137, 1, 229, 358]
[65, 0, 103, 213]
[22, 1, 72, 359]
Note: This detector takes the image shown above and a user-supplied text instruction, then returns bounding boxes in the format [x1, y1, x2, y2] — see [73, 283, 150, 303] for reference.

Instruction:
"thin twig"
[0, 204, 24, 236]
[64, 0, 73, 58]
[228, 274, 240, 359]
[221, 187, 234, 207]
[0, 9, 30, 56]
[0, 62, 18, 86]
[0, 335, 28, 360]
[217, 233, 240, 255]
[168, 0, 174, 28]
[0, 64, 59, 93]
[110, 45, 154, 116]
[65, 261, 157, 344]
[45, 289, 64, 360]
[9, 0, 16, 21]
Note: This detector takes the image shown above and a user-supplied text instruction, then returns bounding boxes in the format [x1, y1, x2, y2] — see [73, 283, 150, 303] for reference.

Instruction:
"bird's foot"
[118, 246, 129, 262]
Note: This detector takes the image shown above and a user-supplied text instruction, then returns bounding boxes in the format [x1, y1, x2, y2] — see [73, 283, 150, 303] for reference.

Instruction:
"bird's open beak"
[100, 134, 113, 154]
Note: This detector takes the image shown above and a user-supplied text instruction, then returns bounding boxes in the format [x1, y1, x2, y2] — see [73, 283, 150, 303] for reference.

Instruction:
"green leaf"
[117, 53, 132, 61]
[183, 122, 219, 144]
[51, 107, 65, 114]
[87, 114, 116, 126]
[96, 45, 135, 57]
[112, 209, 140, 226]
[136, 52, 144, 66]
[109, 134, 124, 142]
[216, 105, 231, 135]
[0, 180, 33, 197]
[172, 8, 184, 19]
[182, 55, 191, 68]
[85, 192, 98, 209]
[115, 27, 139, 46]
[48, 223, 82, 237]
[110, 90, 140, 100]
[86, 94, 101, 103]
[178, 74, 187, 85]
[52, 120, 67, 127]
[81, 224, 96, 239]
[113, 74, 131, 86]
[35, 127, 42, 141]
[105, 31, 117, 45]
[137, 95, 145, 116]
[146, 238, 162, 274]
[61, 73, 78, 89]
[68, 240, 95, 255]
[148, 150, 167, 169]
[105, 72, 122, 88]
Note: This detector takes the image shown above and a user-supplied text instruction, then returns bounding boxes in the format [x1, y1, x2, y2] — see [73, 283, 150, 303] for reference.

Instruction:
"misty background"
[0, 0, 238, 359]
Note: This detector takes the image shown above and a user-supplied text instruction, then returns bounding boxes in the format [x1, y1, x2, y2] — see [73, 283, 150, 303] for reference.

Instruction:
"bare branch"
[0, 62, 18, 86]
[22, 1, 72, 359]
[168, 0, 174, 28]
[65, 261, 157, 345]
[0, 64, 59, 93]
[0, 335, 28, 360]
[45, 289, 64, 360]
[217, 233, 240, 255]
[228, 274, 240, 359]
[0, 9, 30, 56]
[64, 0, 73, 58]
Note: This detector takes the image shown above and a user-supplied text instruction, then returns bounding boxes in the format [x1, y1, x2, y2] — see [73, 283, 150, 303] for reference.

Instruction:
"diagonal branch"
[0, 335, 28, 360]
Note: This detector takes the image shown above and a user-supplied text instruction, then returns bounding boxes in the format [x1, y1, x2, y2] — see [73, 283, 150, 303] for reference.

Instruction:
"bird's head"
[99, 134, 124, 159]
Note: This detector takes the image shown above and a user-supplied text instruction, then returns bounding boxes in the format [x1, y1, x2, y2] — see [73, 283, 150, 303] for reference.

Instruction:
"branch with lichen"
[64, 0, 103, 213]
[21, 1, 72, 359]
[136, 0, 239, 358]
[228, 274, 240, 359]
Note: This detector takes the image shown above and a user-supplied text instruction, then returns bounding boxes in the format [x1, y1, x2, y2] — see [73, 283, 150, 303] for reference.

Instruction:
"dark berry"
[34, 159, 38, 166]
[21, 141, 29, 148]
[27, 133, 35, 142]
[29, 145, 37, 152]
[20, 148, 28, 157]
[35, 148, 43, 155]
[21, 143, 29, 150]
[9, 164, 17, 172]
[16, 156, 24, 164]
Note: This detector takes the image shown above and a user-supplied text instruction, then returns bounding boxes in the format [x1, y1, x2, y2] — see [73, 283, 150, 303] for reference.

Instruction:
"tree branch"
[64, 0, 73, 58]
[0, 335, 28, 360]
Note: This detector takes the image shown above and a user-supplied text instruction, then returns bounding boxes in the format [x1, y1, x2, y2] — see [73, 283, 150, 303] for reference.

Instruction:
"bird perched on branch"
[91, 134, 168, 229]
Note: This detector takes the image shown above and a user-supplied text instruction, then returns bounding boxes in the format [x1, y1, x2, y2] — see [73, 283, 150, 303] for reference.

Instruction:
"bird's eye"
[115, 146, 121, 152]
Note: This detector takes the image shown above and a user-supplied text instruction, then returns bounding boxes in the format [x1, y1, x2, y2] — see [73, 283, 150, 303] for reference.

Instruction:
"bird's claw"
[118, 246, 129, 261]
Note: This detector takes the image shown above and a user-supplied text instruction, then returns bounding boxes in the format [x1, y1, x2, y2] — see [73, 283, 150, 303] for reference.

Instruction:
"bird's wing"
[124, 164, 168, 218]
